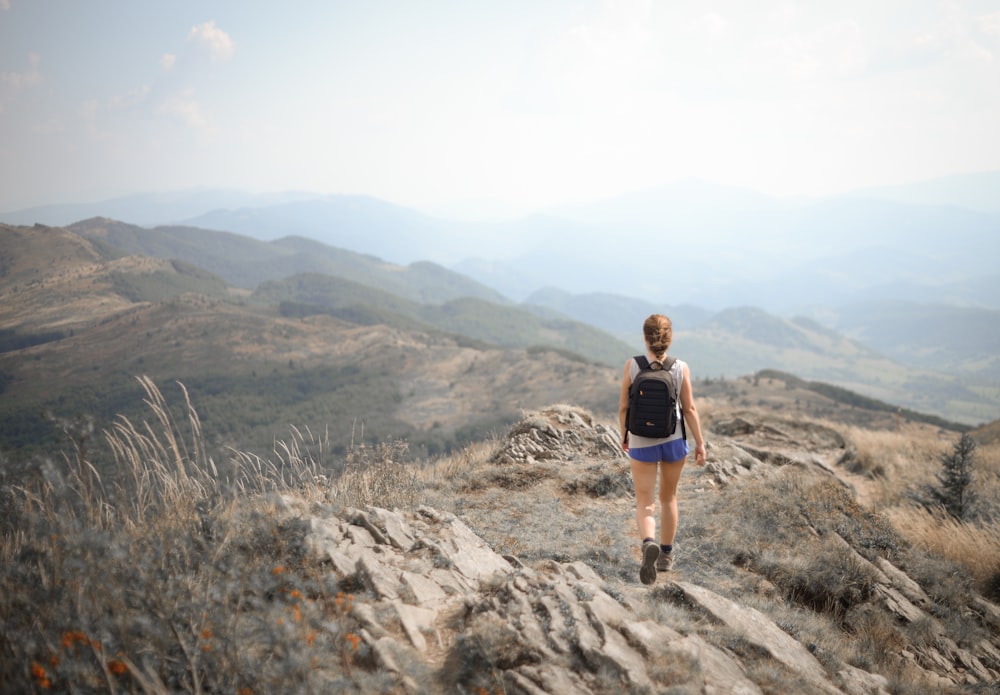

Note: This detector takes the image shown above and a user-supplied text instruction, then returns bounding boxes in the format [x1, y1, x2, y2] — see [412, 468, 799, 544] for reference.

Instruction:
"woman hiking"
[619, 314, 706, 585]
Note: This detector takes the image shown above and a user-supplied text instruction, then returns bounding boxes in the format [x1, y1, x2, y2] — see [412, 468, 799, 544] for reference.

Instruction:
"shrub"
[890, 506, 1000, 597]
[932, 433, 977, 520]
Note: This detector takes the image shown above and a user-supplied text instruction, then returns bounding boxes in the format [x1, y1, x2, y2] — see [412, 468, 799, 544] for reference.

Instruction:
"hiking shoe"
[656, 550, 674, 572]
[639, 541, 660, 585]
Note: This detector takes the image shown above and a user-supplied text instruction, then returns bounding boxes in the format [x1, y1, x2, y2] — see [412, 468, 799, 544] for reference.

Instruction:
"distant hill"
[674, 307, 998, 426]
[253, 273, 633, 367]
[813, 300, 1000, 379]
[67, 218, 508, 304]
[498, 192, 1000, 312]
[9, 176, 998, 313]
[0, 189, 319, 227]
[0, 223, 626, 459]
[517, 285, 1000, 426]
[840, 170, 1000, 215]
[971, 418, 1000, 446]
[182, 195, 463, 266]
[522, 287, 713, 345]
[0, 223, 232, 334]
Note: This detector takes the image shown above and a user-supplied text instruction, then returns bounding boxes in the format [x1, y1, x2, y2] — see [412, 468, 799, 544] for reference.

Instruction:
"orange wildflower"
[108, 660, 128, 676]
[272, 566, 285, 575]
[31, 662, 51, 688]
[200, 628, 213, 640]
[345, 632, 361, 651]
[61, 630, 89, 649]
[290, 589, 303, 599]
[305, 630, 317, 646]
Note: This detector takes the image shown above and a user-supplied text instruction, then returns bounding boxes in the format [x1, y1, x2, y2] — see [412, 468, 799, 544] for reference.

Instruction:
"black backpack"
[626, 355, 685, 440]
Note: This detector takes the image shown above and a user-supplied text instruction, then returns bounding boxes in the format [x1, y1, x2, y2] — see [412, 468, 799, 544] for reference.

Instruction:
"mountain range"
[0, 221, 631, 461]
[5, 177, 1000, 695]
[4, 172, 999, 311]
[1, 172, 998, 455]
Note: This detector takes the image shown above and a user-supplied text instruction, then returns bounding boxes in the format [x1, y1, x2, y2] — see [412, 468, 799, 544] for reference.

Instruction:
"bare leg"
[658, 459, 686, 546]
[630, 458, 658, 540]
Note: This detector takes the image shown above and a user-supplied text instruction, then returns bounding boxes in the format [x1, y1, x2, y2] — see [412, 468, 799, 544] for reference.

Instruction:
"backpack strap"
[624, 356, 647, 441]
[636, 354, 675, 371]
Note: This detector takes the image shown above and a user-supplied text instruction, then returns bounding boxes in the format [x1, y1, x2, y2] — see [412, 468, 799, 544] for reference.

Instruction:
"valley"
[1, 207, 996, 475]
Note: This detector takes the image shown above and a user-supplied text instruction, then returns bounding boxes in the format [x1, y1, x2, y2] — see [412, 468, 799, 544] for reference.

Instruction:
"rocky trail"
[273, 406, 1000, 693]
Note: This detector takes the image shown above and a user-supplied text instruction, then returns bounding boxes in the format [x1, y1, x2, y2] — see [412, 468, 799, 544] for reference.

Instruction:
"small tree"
[932, 433, 977, 520]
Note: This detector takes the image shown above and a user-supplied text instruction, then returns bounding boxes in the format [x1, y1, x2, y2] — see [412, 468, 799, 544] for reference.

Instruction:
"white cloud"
[981, 12, 1000, 39]
[685, 12, 728, 40]
[160, 93, 208, 129]
[0, 52, 41, 112]
[188, 20, 235, 63]
[109, 85, 150, 109]
[76, 85, 151, 143]
[158, 90, 219, 143]
[30, 118, 65, 134]
[160, 53, 177, 72]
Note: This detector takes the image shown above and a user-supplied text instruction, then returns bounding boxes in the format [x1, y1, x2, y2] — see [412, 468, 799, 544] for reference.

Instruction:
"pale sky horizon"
[2, 1, 1000, 216]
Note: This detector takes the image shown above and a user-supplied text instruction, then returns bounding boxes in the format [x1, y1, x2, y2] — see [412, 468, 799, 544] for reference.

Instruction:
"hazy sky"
[2, 1, 999, 214]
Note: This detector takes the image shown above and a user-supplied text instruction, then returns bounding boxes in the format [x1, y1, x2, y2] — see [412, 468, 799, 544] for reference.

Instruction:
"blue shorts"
[630, 439, 689, 463]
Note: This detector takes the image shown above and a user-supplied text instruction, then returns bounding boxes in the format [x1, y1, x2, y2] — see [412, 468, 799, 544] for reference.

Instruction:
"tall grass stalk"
[0, 377, 421, 693]
[890, 506, 1000, 590]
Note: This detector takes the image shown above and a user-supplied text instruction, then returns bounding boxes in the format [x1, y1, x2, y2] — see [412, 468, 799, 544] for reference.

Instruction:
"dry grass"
[842, 424, 1000, 599]
[841, 424, 949, 504]
[890, 506, 1000, 595]
[842, 425, 1000, 520]
[4, 379, 999, 693]
[0, 378, 421, 693]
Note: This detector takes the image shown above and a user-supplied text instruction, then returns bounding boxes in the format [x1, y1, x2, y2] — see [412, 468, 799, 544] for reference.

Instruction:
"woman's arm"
[680, 363, 706, 466]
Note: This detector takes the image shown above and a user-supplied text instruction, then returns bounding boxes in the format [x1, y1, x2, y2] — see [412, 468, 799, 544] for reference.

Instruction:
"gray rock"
[516, 664, 596, 694]
[392, 599, 437, 652]
[580, 627, 652, 690]
[670, 633, 764, 695]
[619, 619, 683, 656]
[670, 580, 841, 694]
[296, 489, 996, 694]
[837, 664, 891, 695]
[399, 569, 448, 607]
[367, 506, 417, 550]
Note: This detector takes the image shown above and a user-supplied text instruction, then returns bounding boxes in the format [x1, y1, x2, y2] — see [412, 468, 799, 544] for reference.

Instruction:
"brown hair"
[643, 314, 672, 358]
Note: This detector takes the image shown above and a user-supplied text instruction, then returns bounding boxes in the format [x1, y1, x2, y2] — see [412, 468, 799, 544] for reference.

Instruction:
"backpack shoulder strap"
[633, 355, 651, 370]
[662, 356, 677, 371]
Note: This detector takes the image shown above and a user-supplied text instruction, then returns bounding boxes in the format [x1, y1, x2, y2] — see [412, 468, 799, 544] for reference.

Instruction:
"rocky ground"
[268, 405, 1000, 693]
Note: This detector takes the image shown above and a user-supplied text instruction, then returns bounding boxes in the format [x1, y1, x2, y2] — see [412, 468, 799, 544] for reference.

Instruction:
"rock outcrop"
[303, 503, 820, 693]
[489, 404, 625, 465]
[277, 406, 1000, 693]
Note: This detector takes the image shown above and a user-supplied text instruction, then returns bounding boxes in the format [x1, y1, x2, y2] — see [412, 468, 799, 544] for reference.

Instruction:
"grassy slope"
[4, 222, 990, 472]
[1, 223, 628, 460]
[253, 272, 634, 366]
[68, 218, 508, 304]
[4, 379, 997, 692]
[675, 308, 999, 426]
